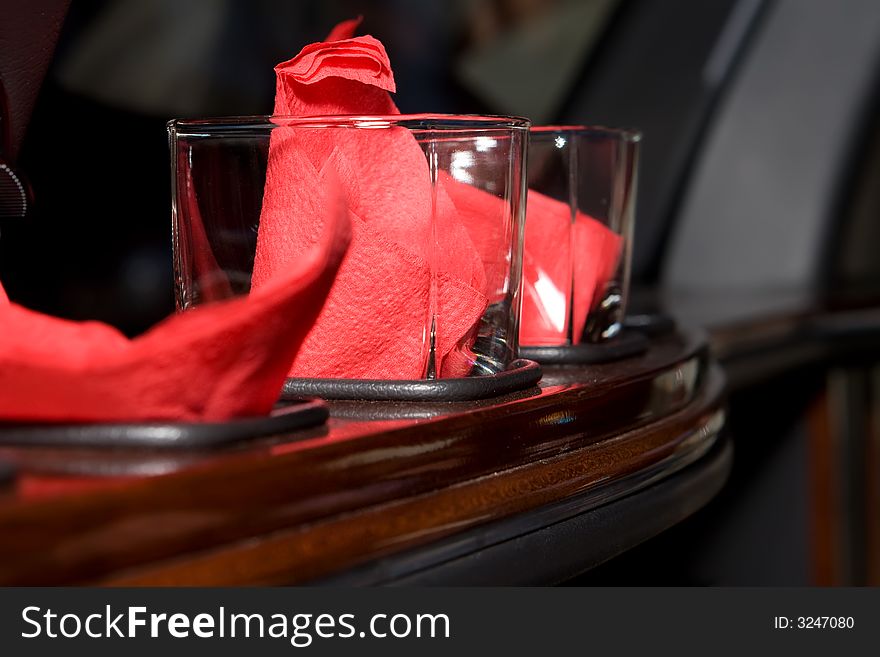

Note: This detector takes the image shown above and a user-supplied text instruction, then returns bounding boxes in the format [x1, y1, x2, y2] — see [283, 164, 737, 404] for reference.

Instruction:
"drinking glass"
[169, 114, 529, 380]
[521, 126, 640, 345]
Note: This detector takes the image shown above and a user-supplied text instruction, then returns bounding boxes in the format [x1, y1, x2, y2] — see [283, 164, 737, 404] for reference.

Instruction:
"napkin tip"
[325, 16, 363, 42]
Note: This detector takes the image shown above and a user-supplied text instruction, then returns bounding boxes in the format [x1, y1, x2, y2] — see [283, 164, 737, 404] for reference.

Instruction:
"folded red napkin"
[254, 19, 488, 379]
[0, 186, 350, 423]
[520, 189, 622, 345]
[571, 206, 624, 342]
[437, 172, 622, 345]
[519, 190, 573, 345]
[424, 161, 623, 346]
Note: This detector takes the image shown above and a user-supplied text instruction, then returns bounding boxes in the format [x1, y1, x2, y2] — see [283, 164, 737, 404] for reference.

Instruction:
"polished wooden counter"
[0, 328, 727, 585]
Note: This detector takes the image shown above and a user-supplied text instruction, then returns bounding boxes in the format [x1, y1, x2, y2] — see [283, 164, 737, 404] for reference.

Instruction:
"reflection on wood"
[0, 330, 724, 585]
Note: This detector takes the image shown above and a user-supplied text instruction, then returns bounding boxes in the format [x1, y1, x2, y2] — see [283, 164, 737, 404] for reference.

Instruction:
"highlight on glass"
[520, 126, 640, 346]
[169, 114, 529, 381]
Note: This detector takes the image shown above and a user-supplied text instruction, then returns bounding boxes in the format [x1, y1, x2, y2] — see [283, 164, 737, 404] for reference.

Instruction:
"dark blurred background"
[3, 0, 880, 585]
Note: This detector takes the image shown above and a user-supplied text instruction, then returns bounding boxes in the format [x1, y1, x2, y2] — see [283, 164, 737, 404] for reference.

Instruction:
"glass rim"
[168, 113, 532, 136]
[530, 124, 642, 142]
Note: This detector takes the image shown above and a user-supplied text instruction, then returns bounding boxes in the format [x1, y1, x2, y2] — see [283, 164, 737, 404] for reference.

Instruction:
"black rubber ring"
[520, 330, 649, 365]
[0, 399, 329, 450]
[281, 359, 543, 402]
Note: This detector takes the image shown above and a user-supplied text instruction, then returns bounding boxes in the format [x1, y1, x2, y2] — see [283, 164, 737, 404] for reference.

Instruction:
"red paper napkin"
[435, 172, 622, 345]
[519, 190, 573, 345]
[273, 18, 398, 117]
[520, 190, 622, 345]
[254, 19, 488, 379]
[0, 186, 350, 423]
[571, 208, 624, 341]
[424, 164, 623, 345]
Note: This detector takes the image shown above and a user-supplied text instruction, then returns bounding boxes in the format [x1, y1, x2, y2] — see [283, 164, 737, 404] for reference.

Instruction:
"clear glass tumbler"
[520, 126, 640, 346]
[169, 114, 529, 380]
